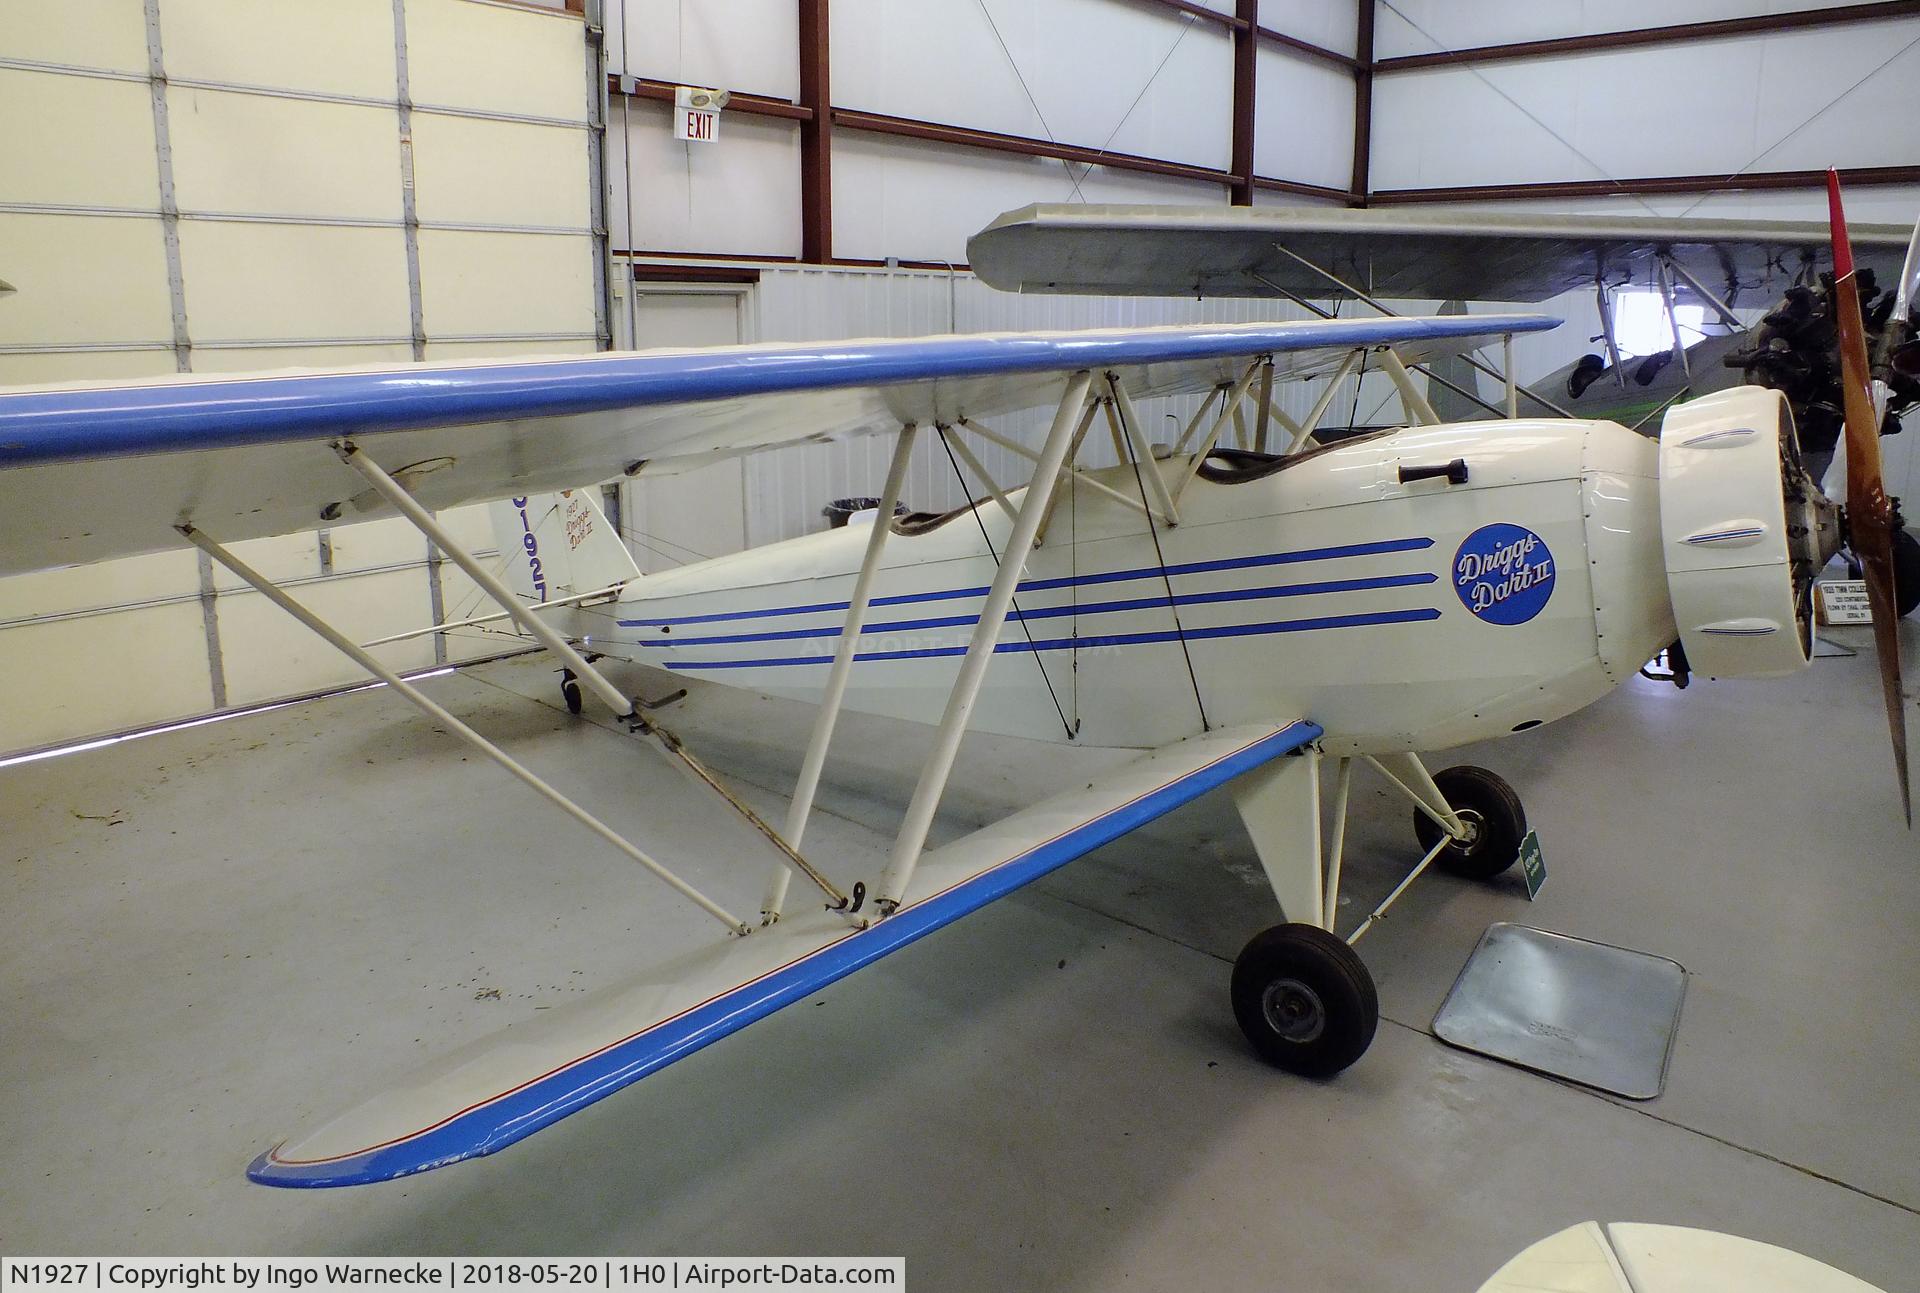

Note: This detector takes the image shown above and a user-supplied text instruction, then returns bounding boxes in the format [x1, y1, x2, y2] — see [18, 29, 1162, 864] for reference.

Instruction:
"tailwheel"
[559, 667, 583, 715]
[1230, 923, 1378, 1078]
[1414, 764, 1526, 880]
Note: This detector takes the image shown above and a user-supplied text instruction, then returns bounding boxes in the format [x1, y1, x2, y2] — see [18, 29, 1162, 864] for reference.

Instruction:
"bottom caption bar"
[2, 1262, 904, 1292]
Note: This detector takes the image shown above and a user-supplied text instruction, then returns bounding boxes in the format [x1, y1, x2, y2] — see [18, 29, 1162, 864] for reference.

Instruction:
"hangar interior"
[2, 1, 1918, 1287]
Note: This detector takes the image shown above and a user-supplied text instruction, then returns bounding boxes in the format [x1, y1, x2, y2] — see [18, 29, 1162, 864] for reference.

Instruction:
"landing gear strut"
[1226, 750, 1531, 1077]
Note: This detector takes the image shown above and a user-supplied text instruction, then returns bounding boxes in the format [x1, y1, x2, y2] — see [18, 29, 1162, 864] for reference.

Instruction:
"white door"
[621, 289, 750, 574]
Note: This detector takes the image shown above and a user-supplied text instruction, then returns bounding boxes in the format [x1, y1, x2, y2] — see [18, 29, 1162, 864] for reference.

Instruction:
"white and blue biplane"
[0, 187, 1907, 1189]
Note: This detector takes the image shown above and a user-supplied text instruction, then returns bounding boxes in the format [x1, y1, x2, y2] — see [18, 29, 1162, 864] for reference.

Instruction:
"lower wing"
[249, 719, 1319, 1187]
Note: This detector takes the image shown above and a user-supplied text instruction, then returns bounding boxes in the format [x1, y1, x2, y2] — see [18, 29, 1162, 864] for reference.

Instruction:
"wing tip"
[246, 1140, 472, 1189]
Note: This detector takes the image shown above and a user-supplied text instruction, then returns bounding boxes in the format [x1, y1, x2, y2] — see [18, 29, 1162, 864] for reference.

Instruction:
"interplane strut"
[876, 371, 1096, 912]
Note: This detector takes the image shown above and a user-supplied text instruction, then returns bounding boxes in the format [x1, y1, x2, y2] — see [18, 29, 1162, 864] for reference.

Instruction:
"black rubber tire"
[560, 669, 583, 715]
[1413, 765, 1527, 880]
[1230, 923, 1378, 1078]
[1894, 528, 1920, 619]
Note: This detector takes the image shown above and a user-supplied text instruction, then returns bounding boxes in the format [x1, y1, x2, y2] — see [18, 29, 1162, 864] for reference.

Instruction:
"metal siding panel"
[216, 566, 440, 706]
[610, 0, 800, 97]
[412, 114, 588, 227]
[0, 69, 159, 209]
[0, 214, 176, 348]
[162, 0, 399, 99]
[403, 0, 587, 121]
[417, 230, 598, 336]
[0, 603, 216, 753]
[166, 88, 402, 220]
[190, 344, 418, 372]
[0, 549, 200, 621]
[0, 0, 149, 73]
[177, 221, 414, 341]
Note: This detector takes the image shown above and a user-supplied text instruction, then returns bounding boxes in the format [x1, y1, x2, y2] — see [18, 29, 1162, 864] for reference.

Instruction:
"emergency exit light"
[673, 85, 728, 143]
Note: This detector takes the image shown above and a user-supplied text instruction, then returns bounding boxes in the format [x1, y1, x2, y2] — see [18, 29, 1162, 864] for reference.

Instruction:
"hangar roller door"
[0, 0, 606, 755]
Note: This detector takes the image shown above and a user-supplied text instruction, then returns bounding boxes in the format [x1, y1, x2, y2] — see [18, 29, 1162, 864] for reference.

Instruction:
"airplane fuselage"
[585, 419, 1679, 757]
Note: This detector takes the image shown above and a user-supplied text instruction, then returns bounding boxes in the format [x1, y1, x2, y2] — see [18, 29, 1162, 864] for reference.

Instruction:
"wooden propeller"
[1827, 169, 1911, 825]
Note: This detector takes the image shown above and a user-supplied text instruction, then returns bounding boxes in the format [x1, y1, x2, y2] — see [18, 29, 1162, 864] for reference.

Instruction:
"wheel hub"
[1261, 977, 1326, 1044]
[1451, 808, 1485, 852]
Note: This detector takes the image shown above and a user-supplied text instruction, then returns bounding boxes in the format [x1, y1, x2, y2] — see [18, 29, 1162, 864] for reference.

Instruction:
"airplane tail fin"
[486, 489, 640, 604]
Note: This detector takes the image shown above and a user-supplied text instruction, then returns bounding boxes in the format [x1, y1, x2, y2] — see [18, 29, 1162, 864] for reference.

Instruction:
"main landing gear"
[1231, 923, 1378, 1077]
[1226, 753, 1527, 1077]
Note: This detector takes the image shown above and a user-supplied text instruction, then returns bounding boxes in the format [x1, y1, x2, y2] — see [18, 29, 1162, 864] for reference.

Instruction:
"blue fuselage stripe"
[661, 607, 1441, 671]
[246, 719, 1324, 1188]
[616, 537, 1435, 629]
[651, 572, 1438, 647]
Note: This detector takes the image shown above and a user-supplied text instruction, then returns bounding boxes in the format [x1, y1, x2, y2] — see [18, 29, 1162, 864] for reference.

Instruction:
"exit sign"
[673, 85, 725, 143]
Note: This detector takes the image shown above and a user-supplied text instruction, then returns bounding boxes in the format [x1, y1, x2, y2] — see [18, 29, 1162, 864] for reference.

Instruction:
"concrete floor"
[2, 624, 1917, 1289]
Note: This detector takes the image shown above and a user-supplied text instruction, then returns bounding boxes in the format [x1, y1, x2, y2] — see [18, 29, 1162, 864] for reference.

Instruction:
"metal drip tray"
[1433, 923, 1687, 1100]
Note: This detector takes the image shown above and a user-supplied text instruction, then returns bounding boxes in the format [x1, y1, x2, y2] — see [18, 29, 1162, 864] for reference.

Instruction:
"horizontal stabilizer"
[249, 719, 1319, 1187]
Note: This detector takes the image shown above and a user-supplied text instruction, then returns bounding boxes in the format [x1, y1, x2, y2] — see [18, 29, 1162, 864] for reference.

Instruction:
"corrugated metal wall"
[738, 264, 1425, 546]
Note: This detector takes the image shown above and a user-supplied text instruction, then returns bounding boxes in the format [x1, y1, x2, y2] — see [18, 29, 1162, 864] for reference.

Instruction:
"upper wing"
[0, 315, 1555, 577]
[969, 203, 1917, 303]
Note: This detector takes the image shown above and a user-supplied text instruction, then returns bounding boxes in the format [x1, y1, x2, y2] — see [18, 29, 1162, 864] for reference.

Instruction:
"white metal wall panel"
[1376, 0, 1878, 59]
[609, 0, 799, 98]
[1252, 46, 1356, 189]
[0, 606, 217, 752]
[1372, 19, 1920, 189]
[0, 551, 202, 622]
[608, 102, 802, 256]
[167, 91, 403, 221]
[423, 339, 600, 361]
[162, 0, 400, 98]
[0, 70, 158, 209]
[216, 570, 441, 706]
[418, 230, 598, 338]
[404, 0, 588, 121]
[1258, 0, 1360, 57]
[189, 344, 418, 373]
[832, 132, 1227, 264]
[0, 0, 148, 71]
[832, 0, 1233, 169]
[177, 223, 414, 342]
[0, 214, 176, 348]
[411, 115, 590, 228]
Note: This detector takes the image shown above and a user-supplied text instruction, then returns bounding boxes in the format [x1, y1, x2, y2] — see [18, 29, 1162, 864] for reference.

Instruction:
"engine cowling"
[1658, 385, 1830, 678]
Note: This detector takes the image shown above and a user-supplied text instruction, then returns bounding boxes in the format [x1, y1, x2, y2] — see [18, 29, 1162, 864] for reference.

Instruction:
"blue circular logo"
[1453, 523, 1555, 625]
